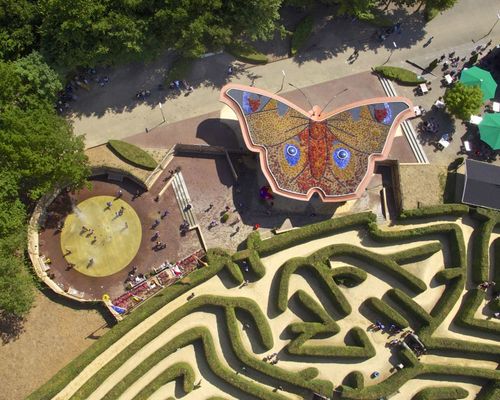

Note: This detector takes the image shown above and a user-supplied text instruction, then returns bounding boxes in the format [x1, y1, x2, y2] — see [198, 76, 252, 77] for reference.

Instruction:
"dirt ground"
[0, 291, 108, 400]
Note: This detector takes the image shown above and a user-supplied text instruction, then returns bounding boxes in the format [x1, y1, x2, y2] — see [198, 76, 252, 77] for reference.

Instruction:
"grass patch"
[107, 140, 157, 170]
[374, 66, 425, 85]
[165, 56, 194, 83]
[227, 41, 268, 64]
[290, 15, 314, 56]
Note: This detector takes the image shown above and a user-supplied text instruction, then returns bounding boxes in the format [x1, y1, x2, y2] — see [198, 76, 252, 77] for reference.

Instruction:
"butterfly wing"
[321, 101, 410, 196]
[221, 84, 411, 201]
[222, 86, 313, 196]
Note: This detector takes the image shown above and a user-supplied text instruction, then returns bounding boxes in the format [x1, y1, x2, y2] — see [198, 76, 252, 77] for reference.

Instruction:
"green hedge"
[227, 41, 268, 64]
[388, 242, 442, 265]
[470, 219, 496, 284]
[477, 381, 500, 400]
[288, 326, 375, 358]
[107, 140, 157, 170]
[342, 371, 364, 389]
[494, 238, 500, 284]
[339, 347, 421, 399]
[69, 294, 333, 399]
[399, 204, 469, 220]
[124, 362, 194, 400]
[373, 66, 425, 85]
[27, 250, 245, 400]
[311, 244, 427, 293]
[412, 386, 468, 400]
[455, 289, 500, 334]
[364, 297, 410, 328]
[254, 212, 375, 255]
[276, 257, 352, 316]
[386, 288, 432, 327]
[332, 266, 368, 287]
[369, 222, 466, 269]
[291, 16, 313, 56]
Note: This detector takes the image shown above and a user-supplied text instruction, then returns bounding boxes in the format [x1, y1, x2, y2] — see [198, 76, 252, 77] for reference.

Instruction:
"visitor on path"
[161, 210, 169, 219]
[117, 189, 123, 198]
[124, 222, 128, 229]
[106, 201, 112, 209]
[423, 36, 434, 47]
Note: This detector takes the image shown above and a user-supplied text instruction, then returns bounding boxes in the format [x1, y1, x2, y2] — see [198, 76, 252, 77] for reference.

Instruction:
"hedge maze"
[29, 206, 500, 400]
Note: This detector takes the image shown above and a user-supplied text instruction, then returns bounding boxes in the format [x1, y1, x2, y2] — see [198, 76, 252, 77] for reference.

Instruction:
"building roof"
[462, 159, 500, 210]
[220, 83, 413, 203]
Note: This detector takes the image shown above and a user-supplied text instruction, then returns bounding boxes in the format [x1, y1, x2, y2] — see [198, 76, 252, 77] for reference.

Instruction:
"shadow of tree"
[0, 311, 25, 345]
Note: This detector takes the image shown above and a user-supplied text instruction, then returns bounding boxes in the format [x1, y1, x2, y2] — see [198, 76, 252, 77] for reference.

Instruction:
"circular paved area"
[60, 196, 141, 277]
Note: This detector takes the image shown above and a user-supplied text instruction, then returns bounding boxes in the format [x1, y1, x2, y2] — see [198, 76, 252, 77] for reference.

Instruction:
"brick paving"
[39, 175, 202, 300]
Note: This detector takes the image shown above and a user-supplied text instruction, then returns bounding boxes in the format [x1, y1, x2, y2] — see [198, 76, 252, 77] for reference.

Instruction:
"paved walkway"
[70, 0, 500, 148]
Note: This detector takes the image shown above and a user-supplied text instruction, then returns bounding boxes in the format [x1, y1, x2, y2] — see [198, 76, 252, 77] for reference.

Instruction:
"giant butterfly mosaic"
[220, 84, 412, 202]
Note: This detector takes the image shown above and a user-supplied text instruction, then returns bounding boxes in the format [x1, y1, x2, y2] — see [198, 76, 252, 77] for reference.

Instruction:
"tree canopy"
[444, 82, 484, 121]
[0, 58, 90, 316]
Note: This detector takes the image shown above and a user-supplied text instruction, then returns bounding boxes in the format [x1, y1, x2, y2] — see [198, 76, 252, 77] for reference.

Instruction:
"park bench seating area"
[112, 250, 205, 313]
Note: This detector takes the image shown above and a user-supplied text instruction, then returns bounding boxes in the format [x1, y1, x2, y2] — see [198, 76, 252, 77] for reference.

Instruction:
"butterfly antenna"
[288, 83, 314, 111]
[320, 88, 349, 116]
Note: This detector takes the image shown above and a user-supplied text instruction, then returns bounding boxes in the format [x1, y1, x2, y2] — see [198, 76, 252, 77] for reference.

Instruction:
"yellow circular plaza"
[60, 196, 142, 277]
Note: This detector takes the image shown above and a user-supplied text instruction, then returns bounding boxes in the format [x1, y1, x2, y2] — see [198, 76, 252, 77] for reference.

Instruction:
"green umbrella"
[478, 113, 500, 149]
[460, 66, 497, 101]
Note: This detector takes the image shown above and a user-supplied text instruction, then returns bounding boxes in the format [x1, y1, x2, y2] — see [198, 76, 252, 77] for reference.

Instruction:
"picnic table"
[444, 74, 453, 84]
[493, 102, 500, 112]
[413, 106, 422, 117]
[419, 83, 428, 94]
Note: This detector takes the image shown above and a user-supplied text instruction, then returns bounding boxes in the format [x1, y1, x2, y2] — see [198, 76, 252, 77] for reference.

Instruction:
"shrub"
[364, 297, 409, 328]
[373, 66, 425, 85]
[227, 41, 268, 64]
[343, 371, 364, 389]
[412, 386, 468, 400]
[444, 82, 483, 121]
[290, 16, 313, 56]
[107, 140, 157, 170]
[399, 204, 469, 220]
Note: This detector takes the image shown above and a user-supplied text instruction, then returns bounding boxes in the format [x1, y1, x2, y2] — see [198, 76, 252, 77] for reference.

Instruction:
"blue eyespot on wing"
[284, 143, 301, 166]
[333, 148, 351, 169]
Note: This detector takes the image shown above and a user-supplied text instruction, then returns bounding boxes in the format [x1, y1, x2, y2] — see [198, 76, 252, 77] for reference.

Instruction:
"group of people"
[477, 281, 496, 291]
[263, 352, 279, 365]
[368, 321, 402, 334]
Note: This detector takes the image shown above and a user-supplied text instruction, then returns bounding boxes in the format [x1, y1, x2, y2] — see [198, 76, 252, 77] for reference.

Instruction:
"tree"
[0, 106, 90, 200]
[335, 0, 378, 19]
[39, 0, 148, 69]
[0, 237, 34, 317]
[443, 82, 483, 121]
[0, 0, 37, 60]
[14, 52, 63, 106]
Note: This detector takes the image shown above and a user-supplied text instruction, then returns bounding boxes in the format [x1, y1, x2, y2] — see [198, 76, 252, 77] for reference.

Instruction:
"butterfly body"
[221, 84, 413, 202]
